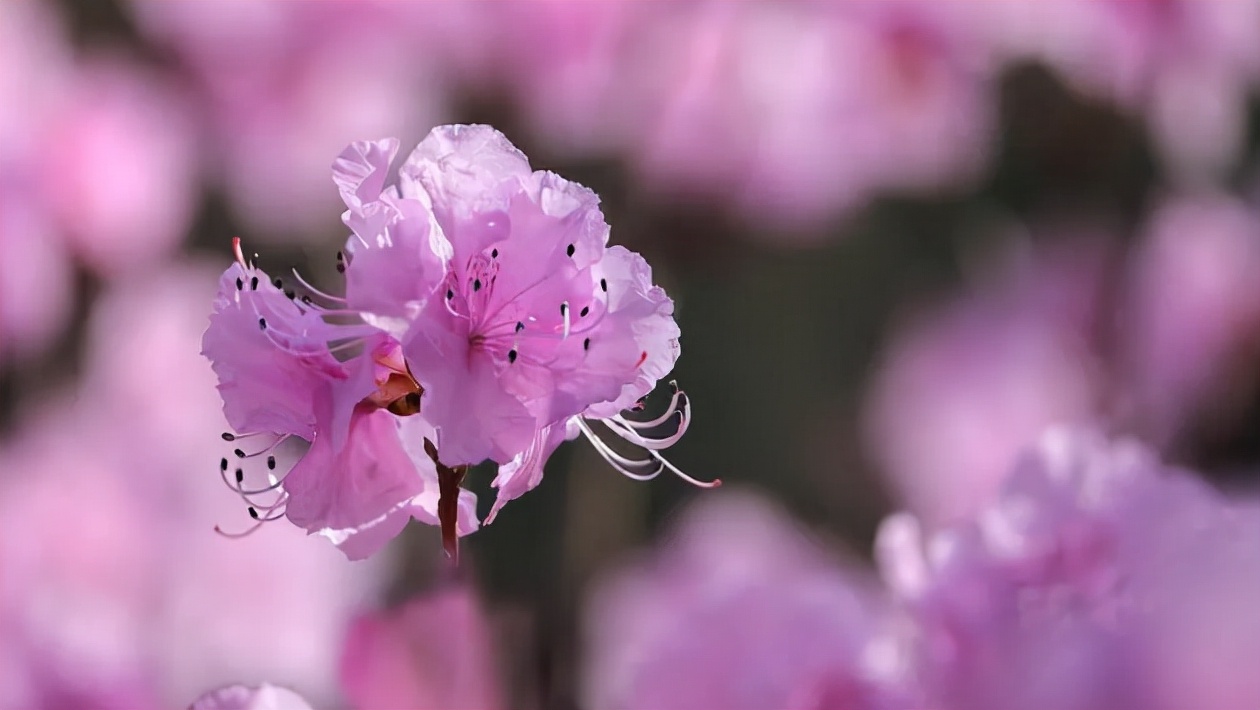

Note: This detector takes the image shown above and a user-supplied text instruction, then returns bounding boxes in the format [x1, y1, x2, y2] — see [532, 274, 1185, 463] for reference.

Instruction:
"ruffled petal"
[201, 263, 347, 438]
[486, 418, 579, 524]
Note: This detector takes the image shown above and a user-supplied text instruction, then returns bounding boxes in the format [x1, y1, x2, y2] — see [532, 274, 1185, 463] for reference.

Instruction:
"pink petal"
[188, 684, 314, 710]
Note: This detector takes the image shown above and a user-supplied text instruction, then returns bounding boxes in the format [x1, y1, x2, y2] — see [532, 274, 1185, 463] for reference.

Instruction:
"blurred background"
[2, 1, 1259, 708]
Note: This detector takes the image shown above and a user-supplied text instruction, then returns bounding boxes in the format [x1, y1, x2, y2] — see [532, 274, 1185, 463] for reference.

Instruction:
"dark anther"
[221, 432, 236, 441]
[272, 277, 282, 288]
[235, 277, 244, 290]
[600, 278, 607, 292]
[473, 279, 482, 292]
[446, 289, 454, 300]
[258, 317, 267, 330]
[491, 248, 499, 258]
[580, 306, 590, 317]
[336, 250, 344, 261]
[566, 243, 575, 257]
[583, 337, 591, 351]
[284, 289, 295, 299]
[336, 263, 346, 273]
[248, 507, 259, 520]
[301, 295, 313, 305]
[515, 321, 525, 333]
[220, 458, 228, 471]
[267, 455, 276, 470]
[250, 276, 259, 290]
[508, 349, 518, 364]
[560, 303, 568, 314]
[234, 448, 246, 458]
[235, 469, 244, 484]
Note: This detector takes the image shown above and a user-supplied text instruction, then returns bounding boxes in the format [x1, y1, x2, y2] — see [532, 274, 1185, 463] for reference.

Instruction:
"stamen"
[221, 432, 235, 441]
[250, 276, 259, 290]
[561, 302, 570, 339]
[289, 269, 348, 303]
[620, 388, 686, 428]
[575, 419, 663, 481]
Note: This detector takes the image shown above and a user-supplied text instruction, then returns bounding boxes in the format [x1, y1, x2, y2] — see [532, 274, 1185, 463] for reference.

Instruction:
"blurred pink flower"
[866, 195, 1260, 523]
[501, 0, 997, 234]
[978, 0, 1260, 180]
[190, 684, 314, 710]
[38, 57, 197, 276]
[863, 238, 1107, 525]
[582, 491, 914, 710]
[877, 427, 1260, 710]
[340, 587, 503, 710]
[128, 0, 454, 240]
[1118, 193, 1260, 447]
[0, 1, 74, 363]
[0, 264, 388, 707]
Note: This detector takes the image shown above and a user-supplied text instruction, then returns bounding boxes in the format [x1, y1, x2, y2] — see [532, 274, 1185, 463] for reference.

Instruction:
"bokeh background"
[2, 1, 1260, 708]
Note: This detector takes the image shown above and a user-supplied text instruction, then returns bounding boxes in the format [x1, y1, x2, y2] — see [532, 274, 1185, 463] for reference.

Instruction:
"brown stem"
[425, 438, 467, 565]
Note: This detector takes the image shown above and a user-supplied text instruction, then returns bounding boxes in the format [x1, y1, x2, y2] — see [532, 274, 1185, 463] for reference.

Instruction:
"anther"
[235, 277, 243, 291]
[301, 295, 312, 305]
[234, 448, 246, 458]
[222, 432, 236, 441]
[580, 306, 590, 317]
[258, 318, 267, 330]
[272, 277, 282, 288]
[248, 507, 260, 520]
[446, 289, 454, 300]
[561, 303, 568, 315]
[267, 455, 276, 470]
[473, 279, 482, 292]
[285, 289, 295, 299]
[235, 468, 244, 483]
[250, 276, 259, 290]
[566, 243, 575, 257]
[336, 251, 344, 262]
[584, 337, 591, 351]
[491, 248, 499, 258]
[515, 321, 525, 333]
[220, 458, 228, 471]
[600, 278, 607, 292]
[508, 349, 518, 363]
[336, 263, 346, 273]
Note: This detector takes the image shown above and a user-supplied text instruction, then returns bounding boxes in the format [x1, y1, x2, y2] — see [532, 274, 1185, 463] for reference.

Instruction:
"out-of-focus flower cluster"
[3, 0, 1260, 707]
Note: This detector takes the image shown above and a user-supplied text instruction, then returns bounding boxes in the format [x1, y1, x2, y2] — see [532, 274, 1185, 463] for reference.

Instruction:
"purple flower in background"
[876, 427, 1260, 710]
[864, 238, 1107, 525]
[582, 492, 914, 710]
[203, 125, 713, 560]
[865, 196, 1260, 523]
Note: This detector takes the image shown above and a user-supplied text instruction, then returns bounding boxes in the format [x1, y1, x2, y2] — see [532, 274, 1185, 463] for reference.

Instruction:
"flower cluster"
[202, 125, 714, 560]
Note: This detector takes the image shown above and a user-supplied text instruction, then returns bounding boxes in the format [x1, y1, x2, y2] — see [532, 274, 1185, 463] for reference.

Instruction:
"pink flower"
[340, 587, 504, 710]
[204, 125, 714, 558]
[201, 240, 477, 560]
[189, 685, 314, 710]
[581, 491, 913, 710]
